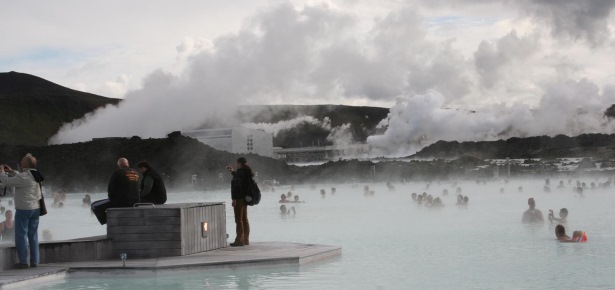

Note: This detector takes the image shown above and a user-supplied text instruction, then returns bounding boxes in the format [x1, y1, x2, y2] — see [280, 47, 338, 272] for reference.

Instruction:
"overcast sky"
[3, 1, 615, 149]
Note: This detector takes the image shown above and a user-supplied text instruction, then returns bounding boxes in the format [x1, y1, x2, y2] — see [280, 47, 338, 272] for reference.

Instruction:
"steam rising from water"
[368, 81, 615, 156]
[49, 2, 615, 156]
[243, 116, 333, 137]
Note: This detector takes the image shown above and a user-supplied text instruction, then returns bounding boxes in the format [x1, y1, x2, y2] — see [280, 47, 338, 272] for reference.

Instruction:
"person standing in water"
[226, 157, 253, 247]
[522, 198, 544, 223]
[0, 210, 15, 241]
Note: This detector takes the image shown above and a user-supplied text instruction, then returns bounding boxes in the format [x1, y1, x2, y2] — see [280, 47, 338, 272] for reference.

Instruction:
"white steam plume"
[242, 116, 332, 137]
[243, 116, 356, 148]
[368, 80, 615, 157]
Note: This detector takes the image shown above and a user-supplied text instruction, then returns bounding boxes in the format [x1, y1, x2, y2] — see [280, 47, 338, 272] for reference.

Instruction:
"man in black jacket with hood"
[137, 161, 167, 205]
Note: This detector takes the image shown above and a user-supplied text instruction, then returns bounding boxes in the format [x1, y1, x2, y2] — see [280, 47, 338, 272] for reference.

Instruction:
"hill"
[0, 71, 120, 145]
[412, 134, 615, 159]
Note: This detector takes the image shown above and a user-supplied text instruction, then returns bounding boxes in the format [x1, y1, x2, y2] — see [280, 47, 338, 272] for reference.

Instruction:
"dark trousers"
[91, 198, 137, 225]
[233, 199, 250, 244]
[91, 199, 112, 225]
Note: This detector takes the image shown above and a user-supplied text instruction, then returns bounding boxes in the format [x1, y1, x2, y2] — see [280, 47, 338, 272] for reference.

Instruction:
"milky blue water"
[27, 177, 615, 289]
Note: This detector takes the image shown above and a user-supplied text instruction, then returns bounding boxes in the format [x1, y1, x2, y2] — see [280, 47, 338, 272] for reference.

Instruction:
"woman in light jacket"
[0, 154, 41, 269]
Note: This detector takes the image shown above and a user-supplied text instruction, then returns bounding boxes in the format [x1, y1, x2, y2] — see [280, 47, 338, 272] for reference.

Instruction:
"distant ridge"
[411, 134, 615, 160]
[0, 71, 120, 145]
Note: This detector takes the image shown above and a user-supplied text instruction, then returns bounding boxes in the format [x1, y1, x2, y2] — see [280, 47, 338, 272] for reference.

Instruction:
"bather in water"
[521, 198, 544, 223]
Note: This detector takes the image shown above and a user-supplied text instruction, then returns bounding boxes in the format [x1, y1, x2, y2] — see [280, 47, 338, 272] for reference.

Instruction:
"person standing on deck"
[0, 154, 42, 269]
[226, 157, 253, 247]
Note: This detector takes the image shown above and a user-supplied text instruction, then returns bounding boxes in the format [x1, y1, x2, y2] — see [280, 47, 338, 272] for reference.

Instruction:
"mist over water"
[28, 176, 615, 289]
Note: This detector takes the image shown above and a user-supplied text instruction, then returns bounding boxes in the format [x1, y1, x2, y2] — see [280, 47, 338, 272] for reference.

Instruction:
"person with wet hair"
[292, 195, 303, 203]
[279, 194, 289, 203]
[548, 208, 568, 224]
[522, 198, 544, 223]
[425, 195, 434, 207]
[456, 195, 464, 205]
[226, 157, 253, 247]
[555, 224, 571, 241]
[432, 197, 444, 208]
[411, 192, 417, 201]
[0, 210, 15, 241]
[0, 154, 42, 268]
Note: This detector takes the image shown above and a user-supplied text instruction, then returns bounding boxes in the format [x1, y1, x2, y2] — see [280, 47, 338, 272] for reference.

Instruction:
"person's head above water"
[294, 195, 299, 201]
[555, 224, 567, 238]
[280, 194, 286, 201]
[528, 198, 536, 209]
[559, 208, 568, 218]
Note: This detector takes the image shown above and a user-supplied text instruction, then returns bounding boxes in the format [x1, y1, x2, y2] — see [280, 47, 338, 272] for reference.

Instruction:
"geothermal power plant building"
[182, 127, 273, 157]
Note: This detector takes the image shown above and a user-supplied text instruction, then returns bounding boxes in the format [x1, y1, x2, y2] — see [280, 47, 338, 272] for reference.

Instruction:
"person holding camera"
[548, 208, 568, 223]
[0, 153, 41, 269]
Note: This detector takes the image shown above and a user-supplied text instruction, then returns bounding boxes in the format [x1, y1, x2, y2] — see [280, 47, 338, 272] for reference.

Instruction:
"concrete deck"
[0, 241, 341, 287]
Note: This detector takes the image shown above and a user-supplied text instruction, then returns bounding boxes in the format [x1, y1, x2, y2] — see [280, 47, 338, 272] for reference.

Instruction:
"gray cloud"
[519, 0, 615, 45]
[474, 30, 539, 88]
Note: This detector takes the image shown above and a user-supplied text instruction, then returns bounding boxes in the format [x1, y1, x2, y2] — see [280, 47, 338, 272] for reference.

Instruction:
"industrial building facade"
[182, 127, 273, 157]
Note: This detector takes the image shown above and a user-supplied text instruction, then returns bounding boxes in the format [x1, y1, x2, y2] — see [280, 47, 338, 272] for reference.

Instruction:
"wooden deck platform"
[0, 241, 341, 287]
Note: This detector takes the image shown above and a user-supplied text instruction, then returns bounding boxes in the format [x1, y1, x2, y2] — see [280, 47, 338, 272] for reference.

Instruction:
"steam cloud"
[368, 80, 615, 156]
[243, 116, 332, 137]
[50, 1, 615, 158]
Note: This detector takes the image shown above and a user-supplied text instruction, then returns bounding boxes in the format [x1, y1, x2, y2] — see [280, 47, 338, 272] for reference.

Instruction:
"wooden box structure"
[107, 202, 227, 258]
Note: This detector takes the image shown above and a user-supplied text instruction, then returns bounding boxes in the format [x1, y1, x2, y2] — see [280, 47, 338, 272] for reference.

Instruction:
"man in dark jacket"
[137, 161, 167, 205]
[91, 158, 140, 225]
[108, 158, 140, 207]
[226, 157, 253, 247]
